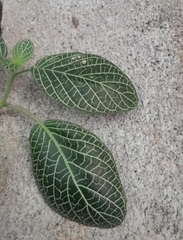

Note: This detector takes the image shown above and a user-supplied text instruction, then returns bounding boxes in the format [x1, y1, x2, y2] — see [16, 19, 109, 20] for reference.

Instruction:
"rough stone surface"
[0, 0, 183, 239]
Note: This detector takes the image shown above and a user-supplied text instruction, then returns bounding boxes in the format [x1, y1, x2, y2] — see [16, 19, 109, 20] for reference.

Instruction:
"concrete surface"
[0, 0, 183, 239]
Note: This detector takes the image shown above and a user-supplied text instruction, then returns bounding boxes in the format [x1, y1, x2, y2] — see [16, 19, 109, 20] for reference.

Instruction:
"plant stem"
[0, 68, 31, 109]
[4, 103, 43, 125]
[0, 71, 16, 109]
[16, 68, 31, 76]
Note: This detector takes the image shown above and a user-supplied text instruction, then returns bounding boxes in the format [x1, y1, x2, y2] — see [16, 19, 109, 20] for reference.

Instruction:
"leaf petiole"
[4, 103, 43, 125]
[15, 68, 31, 76]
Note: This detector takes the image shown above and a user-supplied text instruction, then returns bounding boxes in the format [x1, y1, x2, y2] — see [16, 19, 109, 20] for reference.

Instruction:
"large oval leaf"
[31, 53, 138, 113]
[30, 120, 126, 228]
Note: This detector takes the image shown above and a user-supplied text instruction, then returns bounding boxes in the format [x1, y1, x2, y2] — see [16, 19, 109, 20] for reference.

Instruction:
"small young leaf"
[1, 58, 18, 70]
[30, 120, 126, 228]
[31, 53, 138, 113]
[0, 36, 7, 59]
[12, 39, 34, 66]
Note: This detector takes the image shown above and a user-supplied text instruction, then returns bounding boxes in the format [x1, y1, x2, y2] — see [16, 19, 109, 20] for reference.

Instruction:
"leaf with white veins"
[12, 39, 34, 66]
[31, 53, 138, 113]
[30, 120, 126, 228]
[0, 36, 7, 59]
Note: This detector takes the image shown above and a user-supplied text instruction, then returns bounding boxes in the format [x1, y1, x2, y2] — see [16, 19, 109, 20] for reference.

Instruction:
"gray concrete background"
[0, 0, 183, 239]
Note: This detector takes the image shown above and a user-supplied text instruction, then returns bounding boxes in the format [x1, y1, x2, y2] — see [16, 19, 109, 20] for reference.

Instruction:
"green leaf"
[31, 53, 138, 113]
[30, 120, 126, 228]
[0, 37, 8, 59]
[12, 39, 34, 66]
[1, 58, 19, 70]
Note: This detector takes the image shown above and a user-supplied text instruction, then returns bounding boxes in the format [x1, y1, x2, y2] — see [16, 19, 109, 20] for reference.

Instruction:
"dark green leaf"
[0, 36, 7, 59]
[31, 53, 138, 113]
[12, 39, 34, 66]
[30, 120, 126, 228]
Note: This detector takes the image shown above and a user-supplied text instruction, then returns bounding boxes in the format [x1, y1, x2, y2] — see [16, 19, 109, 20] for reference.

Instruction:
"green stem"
[4, 103, 43, 125]
[16, 68, 31, 76]
[0, 71, 16, 108]
[0, 68, 31, 109]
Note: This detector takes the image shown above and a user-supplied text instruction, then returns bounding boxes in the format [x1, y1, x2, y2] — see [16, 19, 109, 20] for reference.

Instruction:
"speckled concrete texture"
[0, 0, 183, 239]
